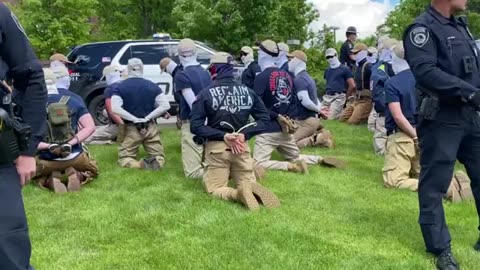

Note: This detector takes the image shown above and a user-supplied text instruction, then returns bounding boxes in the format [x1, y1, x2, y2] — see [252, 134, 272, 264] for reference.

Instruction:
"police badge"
[410, 27, 430, 48]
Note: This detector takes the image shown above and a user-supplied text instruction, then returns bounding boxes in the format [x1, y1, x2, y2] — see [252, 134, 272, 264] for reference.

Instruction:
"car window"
[129, 45, 171, 65]
[119, 47, 132, 65]
[68, 43, 122, 67]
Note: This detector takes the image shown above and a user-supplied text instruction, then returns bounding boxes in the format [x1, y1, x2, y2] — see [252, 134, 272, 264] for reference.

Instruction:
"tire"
[88, 94, 108, 126]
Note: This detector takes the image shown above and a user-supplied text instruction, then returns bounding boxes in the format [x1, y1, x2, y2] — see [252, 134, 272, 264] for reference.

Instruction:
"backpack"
[371, 62, 392, 114]
[46, 96, 74, 144]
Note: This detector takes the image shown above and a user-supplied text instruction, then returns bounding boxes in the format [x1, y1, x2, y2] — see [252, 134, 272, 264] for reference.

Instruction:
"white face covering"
[367, 53, 378, 64]
[165, 61, 178, 75]
[46, 78, 58, 95]
[179, 54, 199, 68]
[379, 49, 393, 63]
[355, 50, 368, 65]
[50, 60, 66, 70]
[327, 56, 341, 69]
[258, 50, 277, 71]
[241, 54, 254, 66]
[56, 76, 71, 90]
[392, 54, 410, 75]
[106, 72, 122, 85]
[288, 58, 306, 75]
[275, 51, 289, 68]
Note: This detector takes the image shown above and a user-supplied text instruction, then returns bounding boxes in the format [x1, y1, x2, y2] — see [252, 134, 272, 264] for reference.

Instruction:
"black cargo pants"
[417, 105, 480, 255]
[0, 165, 33, 270]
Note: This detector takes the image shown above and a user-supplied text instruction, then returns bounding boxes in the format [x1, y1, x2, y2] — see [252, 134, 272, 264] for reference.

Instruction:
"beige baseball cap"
[159, 58, 173, 71]
[393, 43, 405, 60]
[367, 47, 378, 54]
[210, 52, 233, 65]
[351, 43, 368, 53]
[288, 50, 307, 62]
[102, 64, 121, 76]
[50, 53, 72, 64]
[178, 38, 197, 57]
[325, 48, 337, 57]
[240, 46, 254, 55]
[278, 42, 290, 53]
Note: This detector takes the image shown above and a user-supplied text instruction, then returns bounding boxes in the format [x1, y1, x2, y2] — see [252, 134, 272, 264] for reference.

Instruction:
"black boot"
[475, 236, 480, 252]
[436, 251, 459, 270]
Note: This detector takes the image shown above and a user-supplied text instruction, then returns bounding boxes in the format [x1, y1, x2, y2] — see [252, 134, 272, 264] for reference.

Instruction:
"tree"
[11, 0, 98, 59]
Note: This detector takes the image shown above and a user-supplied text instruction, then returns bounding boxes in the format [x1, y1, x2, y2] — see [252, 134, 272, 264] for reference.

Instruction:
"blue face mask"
[211, 63, 234, 80]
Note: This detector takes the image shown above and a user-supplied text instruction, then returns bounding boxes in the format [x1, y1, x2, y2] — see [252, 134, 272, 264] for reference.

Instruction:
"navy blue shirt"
[253, 67, 294, 133]
[191, 77, 270, 141]
[371, 61, 395, 114]
[104, 82, 120, 99]
[385, 70, 417, 133]
[324, 66, 353, 94]
[292, 70, 319, 120]
[57, 87, 85, 105]
[174, 65, 212, 120]
[241, 61, 261, 89]
[39, 94, 89, 160]
[112, 77, 162, 119]
[354, 59, 373, 90]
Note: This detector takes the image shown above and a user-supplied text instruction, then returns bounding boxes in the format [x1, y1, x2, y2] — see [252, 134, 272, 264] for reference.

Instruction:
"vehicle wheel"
[88, 95, 108, 125]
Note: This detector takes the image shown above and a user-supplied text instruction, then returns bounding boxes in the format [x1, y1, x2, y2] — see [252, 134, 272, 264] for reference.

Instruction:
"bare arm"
[67, 114, 96, 145]
[389, 102, 417, 139]
[346, 78, 356, 97]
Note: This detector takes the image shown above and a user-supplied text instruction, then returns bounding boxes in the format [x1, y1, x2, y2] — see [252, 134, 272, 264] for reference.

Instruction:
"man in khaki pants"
[339, 43, 373, 125]
[190, 52, 279, 210]
[382, 43, 472, 201]
[174, 39, 212, 178]
[287, 50, 334, 148]
[112, 58, 170, 170]
[252, 40, 345, 174]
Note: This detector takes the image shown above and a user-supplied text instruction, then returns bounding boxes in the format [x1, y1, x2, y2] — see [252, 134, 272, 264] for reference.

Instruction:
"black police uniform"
[340, 39, 355, 70]
[241, 61, 261, 90]
[0, 3, 47, 270]
[404, 5, 480, 256]
[190, 74, 270, 140]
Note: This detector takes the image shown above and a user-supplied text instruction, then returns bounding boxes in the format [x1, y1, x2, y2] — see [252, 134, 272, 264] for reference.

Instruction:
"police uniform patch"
[410, 27, 430, 48]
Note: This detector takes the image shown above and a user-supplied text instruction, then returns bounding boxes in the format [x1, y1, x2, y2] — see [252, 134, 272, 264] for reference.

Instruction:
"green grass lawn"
[23, 121, 479, 270]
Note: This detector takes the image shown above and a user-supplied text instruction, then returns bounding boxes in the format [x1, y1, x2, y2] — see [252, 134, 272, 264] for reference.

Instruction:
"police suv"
[66, 33, 244, 125]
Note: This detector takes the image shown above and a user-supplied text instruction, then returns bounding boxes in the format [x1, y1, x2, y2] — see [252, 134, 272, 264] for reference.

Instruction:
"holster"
[0, 107, 31, 165]
[419, 96, 439, 121]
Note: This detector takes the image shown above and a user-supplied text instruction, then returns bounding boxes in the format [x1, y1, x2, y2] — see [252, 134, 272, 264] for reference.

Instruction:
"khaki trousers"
[181, 123, 204, 179]
[85, 124, 118, 145]
[36, 152, 99, 178]
[382, 132, 420, 191]
[203, 141, 255, 201]
[339, 98, 373, 125]
[373, 116, 387, 155]
[294, 117, 322, 148]
[253, 132, 321, 171]
[118, 123, 165, 168]
[367, 109, 377, 132]
[321, 93, 346, 120]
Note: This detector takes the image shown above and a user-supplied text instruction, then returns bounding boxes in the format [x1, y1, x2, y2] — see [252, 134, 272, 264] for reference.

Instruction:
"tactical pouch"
[419, 97, 439, 121]
[47, 96, 73, 144]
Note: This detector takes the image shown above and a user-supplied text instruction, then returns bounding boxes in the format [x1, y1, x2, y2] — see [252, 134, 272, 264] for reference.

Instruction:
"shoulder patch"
[410, 27, 430, 48]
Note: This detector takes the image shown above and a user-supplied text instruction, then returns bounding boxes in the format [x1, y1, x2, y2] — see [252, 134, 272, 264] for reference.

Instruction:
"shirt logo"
[209, 85, 253, 114]
[410, 27, 430, 48]
[269, 71, 292, 108]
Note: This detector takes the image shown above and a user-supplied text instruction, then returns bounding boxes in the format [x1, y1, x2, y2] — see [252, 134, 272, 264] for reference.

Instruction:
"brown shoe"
[314, 130, 335, 148]
[47, 171, 67, 194]
[454, 171, 474, 201]
[65, 167, 81, 192]
[319, 157, 346, 169]
[237, 182, 259, 210]
[253, 163, 267, 180]
[288, 160, 309, 174]
[250, 182, 280, 208]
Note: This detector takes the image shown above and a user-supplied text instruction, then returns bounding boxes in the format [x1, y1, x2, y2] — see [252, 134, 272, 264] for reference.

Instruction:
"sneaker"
[288, 160, 309, 174]
[237, 182, 259, 210]
[142, 156, 162, 171]
[250, 182, 280, 208]
[319, 157, 346, 169]
[436, 251, 459, 270]
[65, 167, 81, 192]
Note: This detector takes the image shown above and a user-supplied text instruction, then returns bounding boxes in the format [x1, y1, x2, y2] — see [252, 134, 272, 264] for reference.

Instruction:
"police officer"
[0, 3, 47, 269]
[339, 43, 374, 125]
[340, 26, 357, 70]
[369, 38, 397, 155]
[174, 39, 212, 179]
[190, 52, 279, 210]
[112, 58, 170, 170]
[404, 1, 480, 269]
[239, 46, 261, 89]
[252, 40, 344, 174]
[85, 65, 124, 145]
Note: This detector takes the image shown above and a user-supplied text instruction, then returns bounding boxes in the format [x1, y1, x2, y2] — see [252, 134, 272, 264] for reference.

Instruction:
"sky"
[308, 0, 401, 41]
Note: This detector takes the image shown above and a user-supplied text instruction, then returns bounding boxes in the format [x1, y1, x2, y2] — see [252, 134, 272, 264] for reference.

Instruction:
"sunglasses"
[239, 51, 248, 57]
[326, 55, 335, 59]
